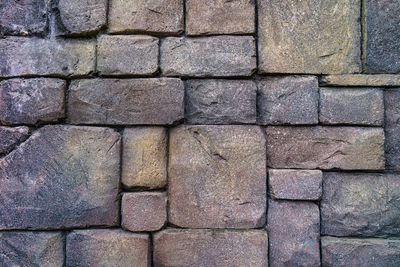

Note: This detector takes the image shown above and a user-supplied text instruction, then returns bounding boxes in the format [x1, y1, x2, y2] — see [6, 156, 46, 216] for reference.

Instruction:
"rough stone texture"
[322, 237, 400, 267]
[161, 36, 256, 77]
[0, 125, 120, 230]
[186, 79, 257, 124]
[66, 230, 149, 267]
[97, 35, 159, 76]
[268, 200, 320, 267]
[0, 232, 64, 267]
[365, 0, 400, 73]
[154, 229, 268, 267]
[122, 127, 167, 189]
[0, 78, 65, 125]
[320, 88, 384, 126]
[0, 126, 29, 155]
[108, 0, 183, 34]
[68, 78, 184, 125]
[58, 0, 107, 35]
[122, 192, 167, 232]
[269, 169, 322, 200]
[169, 125, 266, 229]
[385, 89, 400, 170]
[0, 0, 48, 35]
[266, 126, 385, 170]
[186, 0, 255, 35]
[321, 74, 400, 87]
[258, 0, 361, 74]
[257, 76, 319, 125]
[0, 37, 95, 77]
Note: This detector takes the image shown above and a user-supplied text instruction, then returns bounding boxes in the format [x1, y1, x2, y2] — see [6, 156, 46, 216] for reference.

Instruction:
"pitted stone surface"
[0, 125, 120, 229]
[385, 89, 400, 170]
[154, 229, 268, 267]
[321, 173, 400, 237]
[321, 75, 400, 87]
[0, 127, 29, 154]
[169, 125, 266, 228]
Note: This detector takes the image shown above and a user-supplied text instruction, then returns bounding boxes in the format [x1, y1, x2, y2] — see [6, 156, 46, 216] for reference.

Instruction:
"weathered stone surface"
[154, 229, 268, 267]
[268, 200, 320, 267]
[0, 0, 48, 35]
[321, 173, 400, 237]
[258, 0, 361, 74]
[365, 0, 400, 73]
[108, 0, 183, 34]
[0, 126, 29, 154]
[186, 0, 255, 35]
[122, 192, 167, 232]
[257, 76, 319, 125]
[266, 126, 385, 170]
[122, 127, 167, 189]
[0, 232, 64, 267]
[269, 169, 322, 200]
[161, 36, 256, 77]
[385, 89, 400, 170]
[58, 0, 107, 35]
[320, 88, 384, 126]
[67, 230, 149, 267]
[321, 74, 400, 87]
[0, 125, 120, 229]
[97, 35, 159, 76]
[0, 37, 95, 77]
[186, 79, 257, 124]
[0, 78, 65, 125]
[68, 78, 184, 125]
[322, 237, 400, 267]
[169, 125, 266, 228]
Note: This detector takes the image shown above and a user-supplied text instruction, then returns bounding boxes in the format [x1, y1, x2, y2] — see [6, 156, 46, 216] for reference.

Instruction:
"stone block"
[321, 74, 400, 87]
[385, 89, 400, 170]
[0, 127, 29, 154]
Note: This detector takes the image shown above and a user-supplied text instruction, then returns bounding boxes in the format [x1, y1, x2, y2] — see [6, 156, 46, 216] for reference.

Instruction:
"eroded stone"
[385, 89, 400, 170]
[0, 127, 29, 154]
[321, 74, 400, 87]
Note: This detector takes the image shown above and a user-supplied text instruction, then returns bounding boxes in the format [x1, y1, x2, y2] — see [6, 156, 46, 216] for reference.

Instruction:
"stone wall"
[0, 0, 399, 266]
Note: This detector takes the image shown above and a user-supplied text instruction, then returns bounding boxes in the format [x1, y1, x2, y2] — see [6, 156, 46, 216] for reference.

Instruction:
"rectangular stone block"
[169, 125, 266, 229]
[68, 78, 184, 125]
[0, 126, 29, 155]
[320, 88, 384, 126]
[267, 200, 320, 267]
[257, 76, 319, 125]
[258, 0, 361, 74]
[321, 173, 400, 237]
[108, 0, 183, 34]
[161, 36, 256, 77]
[186, 0, 255, 35]
[321, 74, 400, 87]
[154, 229, 268, 267]
[385, 89, 400, 170]
[268, 169, 322, 200]
[0, 78, 65, 125]
[0, 37, 95, 77]
[266, 126, 385, 170]
[97, 35, 159, 76]
[185, 79, 257, 124]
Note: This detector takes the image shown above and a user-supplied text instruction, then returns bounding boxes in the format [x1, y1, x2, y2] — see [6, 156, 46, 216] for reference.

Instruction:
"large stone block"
[365, 0, 400, 73]
[0, 126, 29, 155]
[258, 0, 361, 74]
[266, 126, 385, 170]
[97, 35, 159, 76]
[268, 200, 320, 267]
[0, 232, 64, 267]
[321, 173, 400, 237]
[385, 89, 400, 170]
[257, 76, 319, 125]
[185, 79, 257, 124]
[321, 74, 400, 87]
[66, 230, 149, 267]
[169, 125, 266, 228]
[161, 36, 256, 77]
[186, 0, 255, 35]
[154, 229, 268, 267]
[322, 237, 400, 267]
[68, 78, 184, 125]
[108, 0, 183, 34]
[0, 37, 95, 77]
[0, 78, 65, 125]
[0, 125, 120, 229]
[0, 0, 48, 35]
